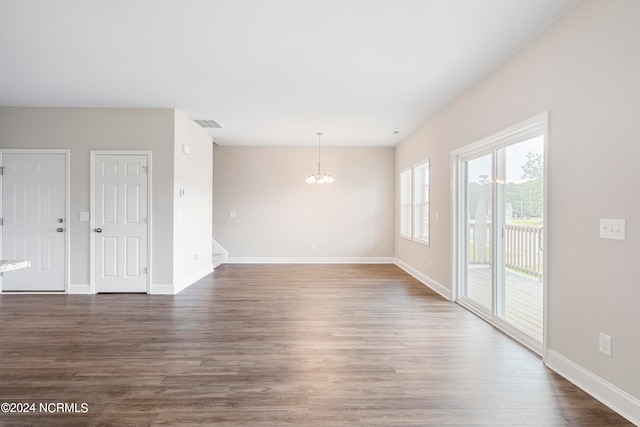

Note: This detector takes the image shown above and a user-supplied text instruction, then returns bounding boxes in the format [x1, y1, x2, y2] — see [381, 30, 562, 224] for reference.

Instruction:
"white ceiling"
[0, 0, 576, 146]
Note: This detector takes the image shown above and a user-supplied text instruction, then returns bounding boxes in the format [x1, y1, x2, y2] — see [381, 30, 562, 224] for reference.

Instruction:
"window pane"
[400, 169, 412, 237]
[413, 160, 429, 244]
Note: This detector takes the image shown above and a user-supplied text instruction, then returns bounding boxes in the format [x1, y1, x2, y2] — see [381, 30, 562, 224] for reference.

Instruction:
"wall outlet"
[193, 254, 198, 261]
[228, 211, 236, 219]
[429, 259, 433, 269]
[311, 243, 317, 250]
[599, 332, 612, 357]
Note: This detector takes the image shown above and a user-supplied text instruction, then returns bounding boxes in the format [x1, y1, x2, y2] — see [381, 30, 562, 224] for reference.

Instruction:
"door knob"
[56, 228, 64, 232]
[94, 228, 102, 233]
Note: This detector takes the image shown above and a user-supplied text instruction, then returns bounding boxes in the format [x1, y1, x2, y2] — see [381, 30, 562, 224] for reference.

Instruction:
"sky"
[467, 135, 544, 184]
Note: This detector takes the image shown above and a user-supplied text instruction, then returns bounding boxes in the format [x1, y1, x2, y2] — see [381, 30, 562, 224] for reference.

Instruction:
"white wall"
[173, 110, 213, 291]
[395, 0, 640, 410]
[213, 145, 394, 261]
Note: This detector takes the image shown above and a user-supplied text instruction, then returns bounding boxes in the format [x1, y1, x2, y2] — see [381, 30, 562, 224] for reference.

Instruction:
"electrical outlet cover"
[599, 332, 612, 357]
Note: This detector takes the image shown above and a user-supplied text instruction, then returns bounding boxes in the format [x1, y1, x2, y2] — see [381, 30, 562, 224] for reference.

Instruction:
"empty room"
[0, 0, 638, 425]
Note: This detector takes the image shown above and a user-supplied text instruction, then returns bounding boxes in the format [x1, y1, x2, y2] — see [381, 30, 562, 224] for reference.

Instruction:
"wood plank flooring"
[467, 266, 543, 338]
[0, 264, 632, 426]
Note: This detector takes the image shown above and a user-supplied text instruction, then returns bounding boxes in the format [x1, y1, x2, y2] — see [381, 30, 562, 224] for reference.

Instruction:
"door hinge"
[144, 267, 148, 275]
[142, 166, 148, 174]
[0, 218, 3, 226]
[0, 166, 3, 175]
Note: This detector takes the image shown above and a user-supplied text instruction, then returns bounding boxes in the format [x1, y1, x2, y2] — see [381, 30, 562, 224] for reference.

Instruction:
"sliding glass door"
[464, 154, 493, 312]
[500, 138, 544, 341]
[456, 115, 546, 353]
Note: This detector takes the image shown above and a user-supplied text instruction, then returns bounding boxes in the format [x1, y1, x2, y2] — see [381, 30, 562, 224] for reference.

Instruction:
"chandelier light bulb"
[305, 132, 335, 184]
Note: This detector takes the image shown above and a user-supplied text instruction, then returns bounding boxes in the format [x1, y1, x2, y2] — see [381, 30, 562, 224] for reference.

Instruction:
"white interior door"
[1, 153, 66, 292]
[93, 154, 148, 293]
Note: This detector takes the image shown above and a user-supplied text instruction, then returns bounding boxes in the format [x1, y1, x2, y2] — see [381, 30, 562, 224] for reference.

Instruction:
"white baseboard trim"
[226, 257, 394, 264]
[1, 291, 65, 295]
[174, 265, 214, 294]
[149, 283, 175, 295]
[68, 284, 91, 294]
[150, 265, 214, 295]
[393, 258, 452, 301]
[546, 349, 640, 425]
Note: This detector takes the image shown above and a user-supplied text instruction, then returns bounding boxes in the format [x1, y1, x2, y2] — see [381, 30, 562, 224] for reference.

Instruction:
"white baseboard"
[150, 265, 214, 295]
[68, 283, 91, 294]
[546, 349, 640, 425]
[226, 257, 394, 264]
[174, 265, 214, 294]
[149, 283, 175, 295]
[1, 291, 65, 295]
[393, 258, 452, 300]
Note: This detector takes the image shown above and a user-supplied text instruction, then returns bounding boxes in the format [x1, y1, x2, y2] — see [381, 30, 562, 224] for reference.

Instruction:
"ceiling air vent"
[192, 119, 222, 128]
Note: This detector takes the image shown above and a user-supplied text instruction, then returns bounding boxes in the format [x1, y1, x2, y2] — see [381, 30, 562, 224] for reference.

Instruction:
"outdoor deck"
[467, 266, 543, 340]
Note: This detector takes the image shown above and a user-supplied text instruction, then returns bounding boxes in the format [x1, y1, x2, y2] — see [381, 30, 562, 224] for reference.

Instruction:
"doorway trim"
[89, 150, 152, 294]
[0, 149, 70, 293]
[451, 112, 549, 359]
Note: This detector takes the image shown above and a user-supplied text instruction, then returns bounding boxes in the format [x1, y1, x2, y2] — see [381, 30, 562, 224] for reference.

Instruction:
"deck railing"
[469, 223, 543, 280]
[505, 224, 543, 279]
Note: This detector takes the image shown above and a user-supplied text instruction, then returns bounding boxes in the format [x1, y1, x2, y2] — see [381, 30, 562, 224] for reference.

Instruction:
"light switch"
[229, 211, 236, 219]
[79, 212, 90, 222]
[600, 219, 626, 240]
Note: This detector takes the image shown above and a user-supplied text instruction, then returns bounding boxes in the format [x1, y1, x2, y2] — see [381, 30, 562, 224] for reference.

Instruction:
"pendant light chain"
[317, 132, 322, 173]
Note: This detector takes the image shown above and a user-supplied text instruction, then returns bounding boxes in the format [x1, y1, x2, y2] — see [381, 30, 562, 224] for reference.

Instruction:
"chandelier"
[305, 132, 335, 184]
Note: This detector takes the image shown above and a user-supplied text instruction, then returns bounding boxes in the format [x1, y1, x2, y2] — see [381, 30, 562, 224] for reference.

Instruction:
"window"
[413, 159, 429, 245]
[400, 161, 429, 243]
[400, 168, 412, 239]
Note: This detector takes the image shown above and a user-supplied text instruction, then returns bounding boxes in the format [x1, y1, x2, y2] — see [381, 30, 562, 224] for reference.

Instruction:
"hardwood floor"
[467, 266, 543, 339]
[0, 264, 632, 426]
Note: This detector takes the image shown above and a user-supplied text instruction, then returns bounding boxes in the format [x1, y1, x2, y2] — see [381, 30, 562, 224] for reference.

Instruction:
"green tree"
[467, 176, 491, 220]
[521, 152, 543, 217]
[522, 152, 543, 181]
[506, 183, 524, 218]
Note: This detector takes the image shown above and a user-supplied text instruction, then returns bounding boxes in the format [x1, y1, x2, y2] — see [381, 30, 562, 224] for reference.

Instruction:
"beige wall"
[0, 107, 176, 286]
[395, 0, 640, 401]
[0, 107, 213, 292]
[213, 146, 394, 260]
